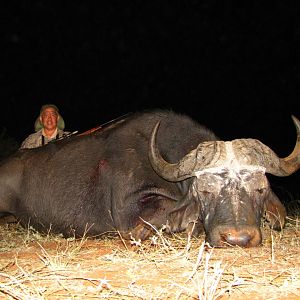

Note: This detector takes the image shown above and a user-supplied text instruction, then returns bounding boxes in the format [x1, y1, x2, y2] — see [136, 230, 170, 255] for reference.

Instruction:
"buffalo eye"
[139, 194, 160, 206]
[256, 188, 266, 194]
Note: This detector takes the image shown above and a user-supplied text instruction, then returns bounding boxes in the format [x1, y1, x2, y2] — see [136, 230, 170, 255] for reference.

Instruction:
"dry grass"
[0, 216, 299, 300]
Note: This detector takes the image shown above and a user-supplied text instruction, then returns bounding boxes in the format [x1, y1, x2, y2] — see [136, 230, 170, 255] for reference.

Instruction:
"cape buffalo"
[0, 110, 299, 247]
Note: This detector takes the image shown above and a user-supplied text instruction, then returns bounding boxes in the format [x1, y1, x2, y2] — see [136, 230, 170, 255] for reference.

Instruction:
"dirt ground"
[0, 217, 299, 300]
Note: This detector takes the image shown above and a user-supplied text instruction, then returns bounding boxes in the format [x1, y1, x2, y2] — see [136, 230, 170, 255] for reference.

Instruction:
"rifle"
[54, 113, 132, 142]
[78, 112, 132, 136]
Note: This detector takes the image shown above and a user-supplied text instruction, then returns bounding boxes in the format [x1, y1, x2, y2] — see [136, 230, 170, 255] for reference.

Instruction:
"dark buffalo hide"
[0, 110, 296, 247]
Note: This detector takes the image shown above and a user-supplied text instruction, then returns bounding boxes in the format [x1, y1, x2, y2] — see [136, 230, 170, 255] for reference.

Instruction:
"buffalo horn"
[149, 115, 300, 180]
[263, 115, 300, 176]
[231, 115, 300, 176]
[149, 122, 197, 181]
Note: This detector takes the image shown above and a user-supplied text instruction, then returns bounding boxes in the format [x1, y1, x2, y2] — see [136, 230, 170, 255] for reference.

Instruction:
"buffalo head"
[149, 116, 300, 247]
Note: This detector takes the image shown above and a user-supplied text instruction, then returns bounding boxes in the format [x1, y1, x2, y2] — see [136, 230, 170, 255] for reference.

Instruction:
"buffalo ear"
[264, 191, 286, 230]
[167, 193, 203, 236]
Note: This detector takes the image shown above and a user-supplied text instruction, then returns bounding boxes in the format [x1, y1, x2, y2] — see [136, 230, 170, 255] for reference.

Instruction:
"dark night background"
[1, 2, 300, 198]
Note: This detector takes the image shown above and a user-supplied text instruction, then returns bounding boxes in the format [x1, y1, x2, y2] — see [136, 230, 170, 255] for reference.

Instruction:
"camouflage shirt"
[20, 129, 70, 149]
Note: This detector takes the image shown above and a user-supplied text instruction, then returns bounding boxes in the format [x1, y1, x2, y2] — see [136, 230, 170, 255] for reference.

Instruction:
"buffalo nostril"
[222, 232, 251, 247]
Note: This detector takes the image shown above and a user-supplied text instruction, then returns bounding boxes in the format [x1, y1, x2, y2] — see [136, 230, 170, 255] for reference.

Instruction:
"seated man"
[20, 104, 70, 149]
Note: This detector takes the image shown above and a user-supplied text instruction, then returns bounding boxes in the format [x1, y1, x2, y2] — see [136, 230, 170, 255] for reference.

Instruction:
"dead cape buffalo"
[0, 110, 299, 247]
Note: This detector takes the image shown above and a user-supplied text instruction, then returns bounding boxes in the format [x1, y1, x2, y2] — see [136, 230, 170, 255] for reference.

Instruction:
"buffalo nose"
[218, 227, 262, 247]
[222, 232, 251, 247]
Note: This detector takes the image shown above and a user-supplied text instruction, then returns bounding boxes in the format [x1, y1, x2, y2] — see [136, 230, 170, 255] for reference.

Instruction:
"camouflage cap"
[34, 104, 65, 132]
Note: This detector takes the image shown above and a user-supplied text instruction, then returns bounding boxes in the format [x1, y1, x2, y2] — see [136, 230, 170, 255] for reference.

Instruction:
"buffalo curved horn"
[263, 115, 300, 176]
[149, 122, 197, 181]
[148, 122, 224, 181]
[230, 115, 300, 176]
[149, 115, 300, 180]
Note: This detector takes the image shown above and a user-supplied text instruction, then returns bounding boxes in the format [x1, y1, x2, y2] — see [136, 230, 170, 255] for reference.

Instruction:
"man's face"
[40, 108, 58, 131]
